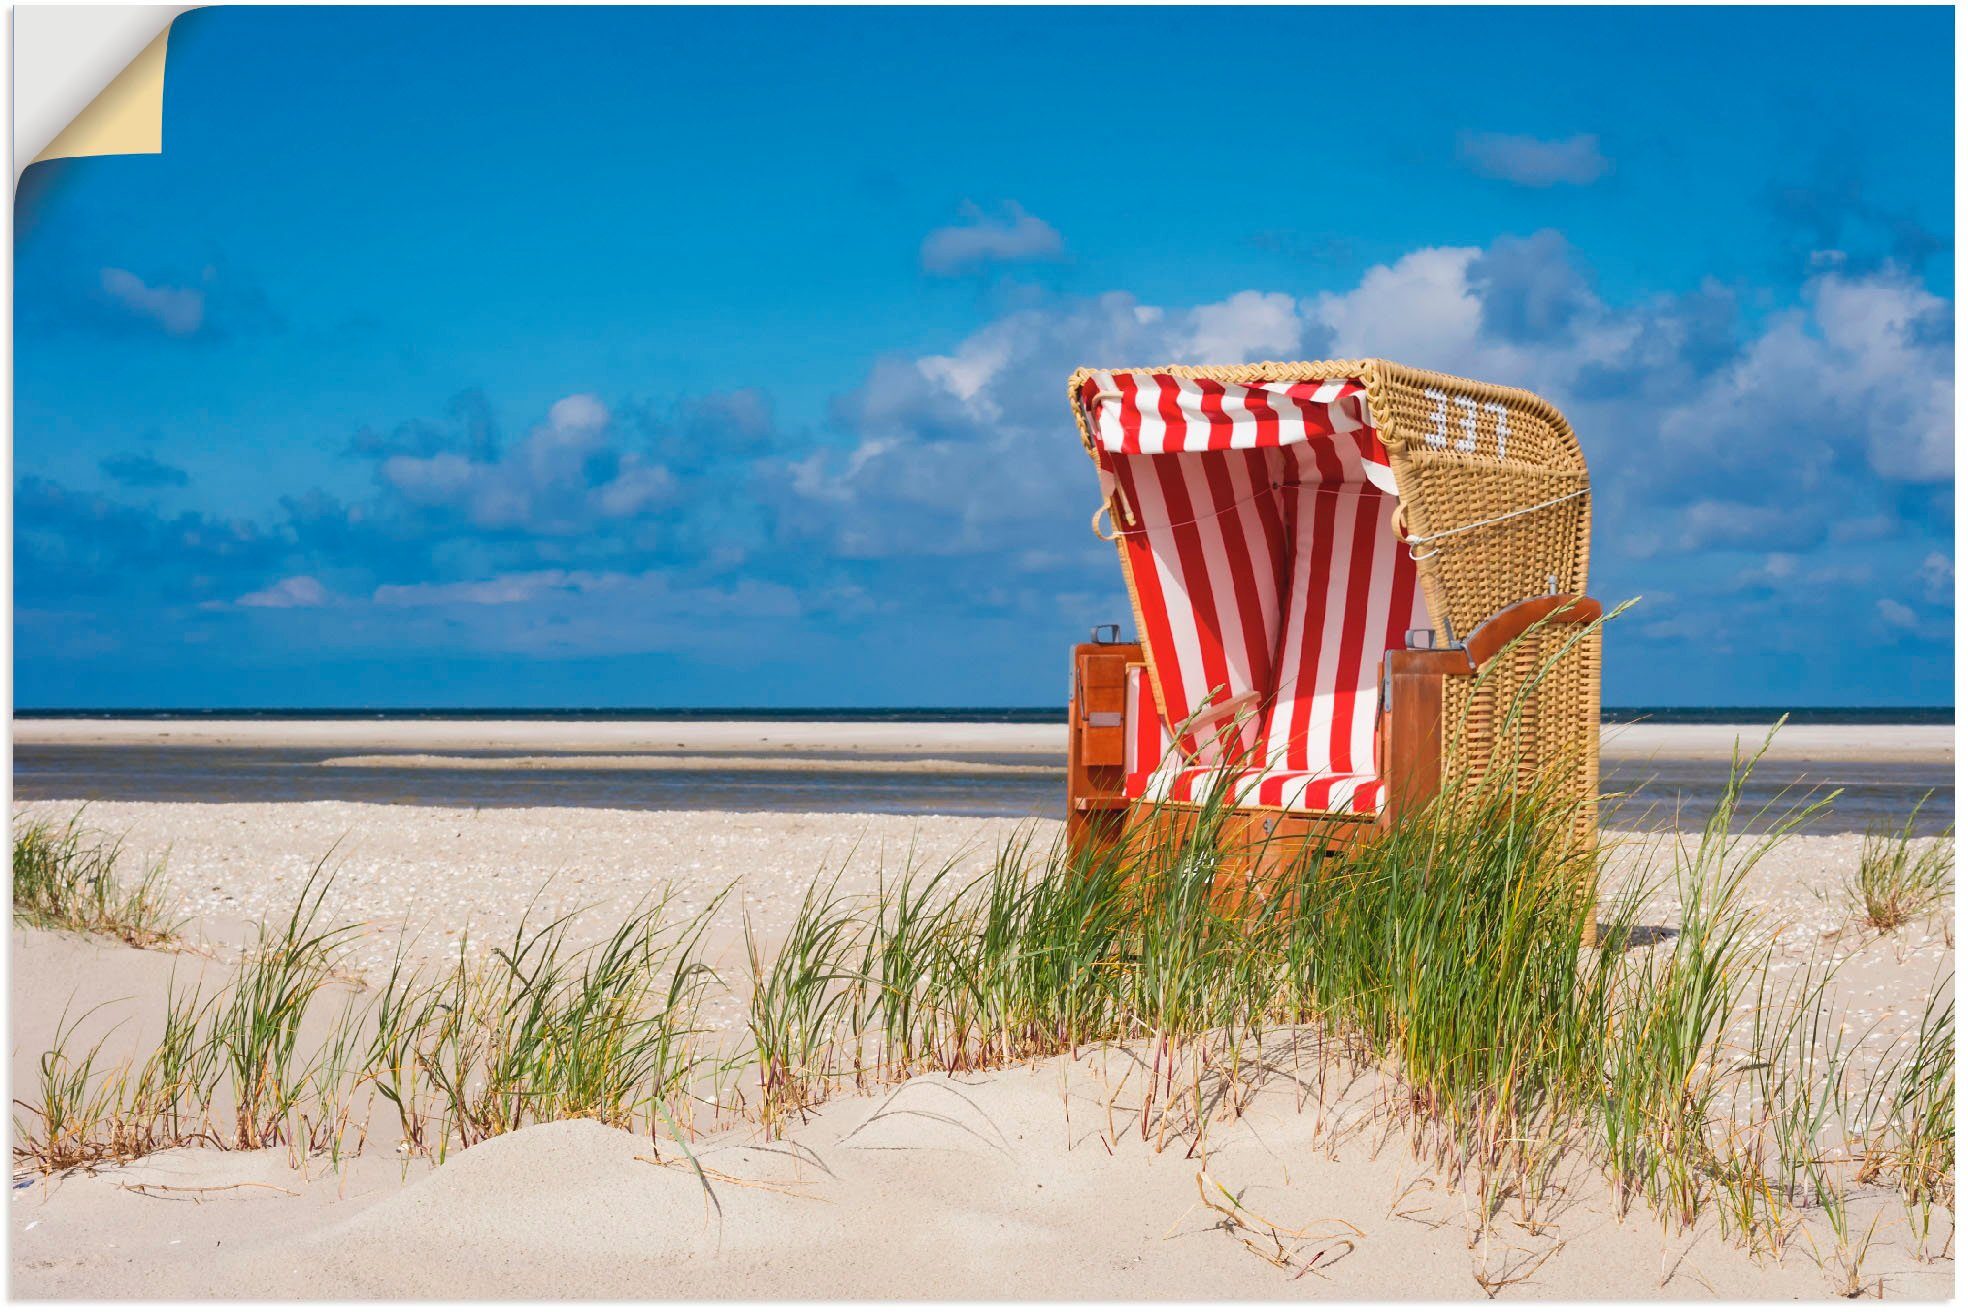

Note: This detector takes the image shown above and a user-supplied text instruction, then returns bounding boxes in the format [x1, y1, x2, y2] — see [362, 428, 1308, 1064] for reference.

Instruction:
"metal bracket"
[1091, 623, 1123, 645]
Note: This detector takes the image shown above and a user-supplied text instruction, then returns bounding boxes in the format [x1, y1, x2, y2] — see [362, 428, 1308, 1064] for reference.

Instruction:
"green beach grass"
[12, 812, 178, 947]
[10, 735, 1954, 1287]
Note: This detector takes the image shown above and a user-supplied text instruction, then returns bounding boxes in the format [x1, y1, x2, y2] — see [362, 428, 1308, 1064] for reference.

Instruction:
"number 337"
[1422, 388, 1508, 459]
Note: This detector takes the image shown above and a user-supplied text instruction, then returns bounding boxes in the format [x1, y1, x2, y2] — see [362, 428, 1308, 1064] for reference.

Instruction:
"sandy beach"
[9, 796, 1956, 1299]
[12, 1056, 1944, 1300]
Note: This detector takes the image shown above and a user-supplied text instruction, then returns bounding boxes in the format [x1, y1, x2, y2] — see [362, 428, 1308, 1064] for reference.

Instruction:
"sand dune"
[9, 801, 1953, 1298]
[13, 1060, 1951, 1300]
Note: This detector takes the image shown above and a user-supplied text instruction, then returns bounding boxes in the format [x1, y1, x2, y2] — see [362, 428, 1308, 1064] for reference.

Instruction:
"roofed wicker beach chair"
[1063, 360, 1601, 893]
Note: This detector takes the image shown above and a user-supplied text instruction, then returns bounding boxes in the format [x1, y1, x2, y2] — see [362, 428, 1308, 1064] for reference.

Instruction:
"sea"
[12, 707, 1955, 835]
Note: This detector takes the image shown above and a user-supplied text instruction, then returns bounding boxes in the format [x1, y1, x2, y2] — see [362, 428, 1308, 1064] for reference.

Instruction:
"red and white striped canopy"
[1077, 371, 1398, 494]
[1079, 370, 1429, 816]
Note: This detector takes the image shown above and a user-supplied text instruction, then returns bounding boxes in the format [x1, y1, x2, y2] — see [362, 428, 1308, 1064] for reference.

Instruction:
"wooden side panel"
[1378, 648, 1458, 826]
[1078, 649, 1130, 767]
[1065, 641, 1140, 856]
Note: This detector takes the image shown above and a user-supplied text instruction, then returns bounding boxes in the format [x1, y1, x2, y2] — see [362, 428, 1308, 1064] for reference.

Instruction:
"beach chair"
[1064, 360, 1601, 874]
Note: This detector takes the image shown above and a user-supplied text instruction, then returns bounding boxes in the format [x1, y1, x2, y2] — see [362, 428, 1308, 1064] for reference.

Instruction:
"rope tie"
[1400, 488, 1588, 561]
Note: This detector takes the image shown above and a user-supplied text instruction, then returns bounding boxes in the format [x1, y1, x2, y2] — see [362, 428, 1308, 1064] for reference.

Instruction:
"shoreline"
[13, 717, 1955, 764]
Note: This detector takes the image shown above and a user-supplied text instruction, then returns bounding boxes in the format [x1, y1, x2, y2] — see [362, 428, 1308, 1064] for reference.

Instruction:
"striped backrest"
[1081, 371, 1428, 794]
[1256, 443, 1429, 778]
[1124, 663, 1170, 778]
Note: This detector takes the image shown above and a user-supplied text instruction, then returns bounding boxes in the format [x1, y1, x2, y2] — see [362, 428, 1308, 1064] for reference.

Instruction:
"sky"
[13, 5, 1956, 709]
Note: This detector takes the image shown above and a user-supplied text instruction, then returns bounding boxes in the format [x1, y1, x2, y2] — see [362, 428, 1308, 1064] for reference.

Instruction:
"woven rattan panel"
[1441, 625, 1601, 845]
[1368, 361, 1590, 644]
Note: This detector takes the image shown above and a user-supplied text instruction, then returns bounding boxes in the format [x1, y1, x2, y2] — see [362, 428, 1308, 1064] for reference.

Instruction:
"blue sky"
[14, 5, 1955, 708]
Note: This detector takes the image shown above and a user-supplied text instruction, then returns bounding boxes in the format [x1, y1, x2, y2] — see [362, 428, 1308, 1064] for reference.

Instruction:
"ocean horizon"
[12, 705, 1959, 726]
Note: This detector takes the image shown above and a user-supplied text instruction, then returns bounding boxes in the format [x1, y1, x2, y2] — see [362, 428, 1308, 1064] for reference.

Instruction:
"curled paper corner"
[34, 25, 172, 165]
[16, 6, 195, 176]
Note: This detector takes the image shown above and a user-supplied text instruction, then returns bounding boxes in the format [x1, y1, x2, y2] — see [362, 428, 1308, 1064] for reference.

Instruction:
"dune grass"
[16, 1006, 130, 1173]
[733, 728, 1947, 1284]
[12, 861, 727, 1170]
[12, 812, 178, 947]
[11, 723, 1952, 1288]
[1844, 797, 1954, 932]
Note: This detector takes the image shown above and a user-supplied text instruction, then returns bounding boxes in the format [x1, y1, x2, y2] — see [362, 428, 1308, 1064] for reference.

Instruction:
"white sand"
[9, 801, 1954, 1298]
[14, 717, 1954, 763]
[15, 1063, 1950, 1300]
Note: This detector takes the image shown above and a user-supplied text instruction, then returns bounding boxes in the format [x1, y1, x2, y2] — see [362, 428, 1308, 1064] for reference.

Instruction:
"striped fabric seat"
[1128, 765, 1388, 814]
[1121, 666, 1387, 813]
[1087, 372, 1431, 817]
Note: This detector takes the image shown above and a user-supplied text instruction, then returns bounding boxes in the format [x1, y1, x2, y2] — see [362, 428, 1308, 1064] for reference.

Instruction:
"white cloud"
[1458, 132, 1609, 187]
[920, 201, 1064, 275]
[236, 575, 330, 608]
[547, 393, 609, 431]
[100, 268, 204, 336]
[1308, 246, 1491, 367]
[1180, 291, 1304, 362]
[1673, 501, 1811, 553]
[380, 393, 675, 532]
[1734, 551, 1870, 589]
[1657, 263, 1953, 485]
[780, 234, 1950, 676]
[817, 242, 1951, 574]
[1920, 551, 1953, 603]
[382, 451, 475, 499]
[592, 460, 674, 517]
[1877, 598, 1918, 629]
[374, 571, 578, 607]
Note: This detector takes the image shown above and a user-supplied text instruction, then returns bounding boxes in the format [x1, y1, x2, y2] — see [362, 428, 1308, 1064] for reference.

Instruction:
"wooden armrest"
[1462, 594, 1600, 669]
[1388, 595, 1600, 679]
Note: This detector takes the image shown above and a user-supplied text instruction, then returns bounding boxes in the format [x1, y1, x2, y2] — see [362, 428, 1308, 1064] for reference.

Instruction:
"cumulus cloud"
[1920, 551, 1953, 603]
[62, 262, 281, 343]
[786, 232, 1951, 684]
[1469, 231, 1600, 343]
[784, 291, 1223, 559]
[920, 202, 1064, 275]
[236, 575, 331, 608]
[1877, 597, 1918, 629]
[1734, 552, 1870, 590]
[372, 572, 578, 608]
[15, 474, 278, 602]
[379, 392, 676, 533]
[1655, 262, 1953, 484]
[1180, 291, 1305, 362]
[100, 452, 189, 488]
[16, 230, 1953, 699]
[1458, 132, 1610, 187]
[100, 268, 204, 336]
[349, 389, 501, 460]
